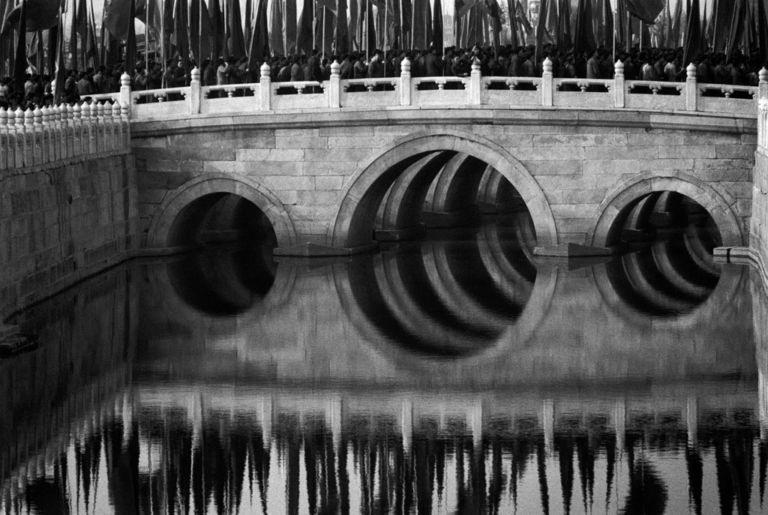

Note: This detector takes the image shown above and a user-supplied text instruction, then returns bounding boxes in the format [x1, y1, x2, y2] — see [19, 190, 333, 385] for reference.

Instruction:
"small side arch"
[147, 174, 297, 249]
[328, 130, 557, 249]
[589, 173, 745, 248]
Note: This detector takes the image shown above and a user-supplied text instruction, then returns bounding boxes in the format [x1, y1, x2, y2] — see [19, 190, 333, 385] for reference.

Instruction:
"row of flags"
[0, 0, 768, 95]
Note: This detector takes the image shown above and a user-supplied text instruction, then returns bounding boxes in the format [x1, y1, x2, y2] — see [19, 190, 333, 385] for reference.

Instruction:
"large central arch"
[328, 130, 558, 250]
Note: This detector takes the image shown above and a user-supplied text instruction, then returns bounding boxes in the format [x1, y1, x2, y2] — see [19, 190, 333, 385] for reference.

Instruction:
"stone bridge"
[90, 59, 762, 257]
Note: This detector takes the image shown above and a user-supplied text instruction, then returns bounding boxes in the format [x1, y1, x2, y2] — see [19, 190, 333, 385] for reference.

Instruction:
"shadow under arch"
[147, 174, 298, 250]
[328, 130, 558, 250]
[589, 173, 745, 249]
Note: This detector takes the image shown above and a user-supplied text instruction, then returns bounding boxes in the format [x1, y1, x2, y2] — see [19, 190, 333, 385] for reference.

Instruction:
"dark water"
[1, 226, 766, 514]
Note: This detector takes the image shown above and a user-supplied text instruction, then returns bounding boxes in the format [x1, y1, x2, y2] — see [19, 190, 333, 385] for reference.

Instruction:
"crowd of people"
[0, 43, 763, 110]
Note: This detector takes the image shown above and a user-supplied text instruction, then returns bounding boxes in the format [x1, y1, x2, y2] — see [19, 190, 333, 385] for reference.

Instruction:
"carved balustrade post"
[614, 60, 625, 108]
[73, 103, 83, 156]
[400, 57, 412, 106]
[541, 57, 553, 107]
[189, 67, 202, 114]
[328, 60, 341, 108]
[32, 107, 43, 166]
[686, 62, 698, 112]
[112, 102, 122, 151]
[119, 72, 131, 120]
[120, 101, 130, 148]
[13, 108, 24, 168]
[0, 108, 9, 171]
[469, 58, 482, 105]
[23, 108, 34, 166]
[259, 62, 271, 111]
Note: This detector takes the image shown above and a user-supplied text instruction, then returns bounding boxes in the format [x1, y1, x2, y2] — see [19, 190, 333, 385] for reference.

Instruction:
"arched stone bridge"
[94, 60, 763, 257]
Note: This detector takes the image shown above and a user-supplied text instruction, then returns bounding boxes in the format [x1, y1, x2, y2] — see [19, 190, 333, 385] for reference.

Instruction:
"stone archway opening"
[604, 191, 723, 316]
[330, 132, 557, 253]
[167, 192, 277, 250]
[163, 193, 278, 315]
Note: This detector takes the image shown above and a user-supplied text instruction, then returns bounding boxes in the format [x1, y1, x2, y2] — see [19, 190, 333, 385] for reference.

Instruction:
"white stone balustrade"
[86, 61, 762, 122]
[0, 100, 129, 171]
[758, 68, 768, 153]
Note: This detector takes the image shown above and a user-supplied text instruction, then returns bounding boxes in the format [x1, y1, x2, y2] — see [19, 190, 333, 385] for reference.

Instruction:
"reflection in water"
[0, 226, 766, 514]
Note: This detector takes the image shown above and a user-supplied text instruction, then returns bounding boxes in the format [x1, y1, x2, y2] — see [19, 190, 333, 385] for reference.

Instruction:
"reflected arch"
[329, 130, 557, 249]
[147, 174, 297, 250]
[589, 174, 744, 249]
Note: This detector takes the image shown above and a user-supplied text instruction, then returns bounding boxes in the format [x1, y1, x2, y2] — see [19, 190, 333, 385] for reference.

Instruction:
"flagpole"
[161, 0, 166, 87]
[366, 0, 370, 60]
[322, 5, 326, 58]
[145, 3, 149, 89]
[199, 0, 203, 69]
[383, 0, 387, 75]
[612, 1, 617, 62]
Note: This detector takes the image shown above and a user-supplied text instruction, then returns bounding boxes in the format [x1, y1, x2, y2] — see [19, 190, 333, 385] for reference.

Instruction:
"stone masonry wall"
[132, 114, 755, 250]
[0, 153, 138, 319]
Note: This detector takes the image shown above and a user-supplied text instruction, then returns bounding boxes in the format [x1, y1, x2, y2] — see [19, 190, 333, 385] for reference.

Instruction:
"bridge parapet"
[0, 100, 130, 172]
[89, 60, 763, 122]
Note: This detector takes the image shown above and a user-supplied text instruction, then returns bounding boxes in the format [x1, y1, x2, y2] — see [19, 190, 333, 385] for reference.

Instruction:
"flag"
[624, 0, 664, 24]
[189, 0, 212, 64]
[227, 0, 246, 57]
[573, 0, 594, 55]
[172, 0, 188, 64]
[269, 0, 285, 55]
[296, 0, 312, 53]
[758, 0, 768, 65]
[284, 0, 296, 53]
[126, 0, 136, 71]
[348, 0, 358, 48]
[104, 0, 135, 40]
[336, 0, 349, 52]
[411, 0, 428, 48]
[432, 0, 442, 52]
[210, 0, 223, 58]
[726, 0, 745, 61]
[558, 0, 571, 49]
[683, 0, 701, 65]
[69, 0, 78, 69]
[5, 0, 59, 32]
[247, 0, 269, 69]
[597, 0, 612, 47]
[506, 0, 516, 46]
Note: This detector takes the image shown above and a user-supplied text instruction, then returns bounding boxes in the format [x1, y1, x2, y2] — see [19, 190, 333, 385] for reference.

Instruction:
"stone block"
[523, 160, 582, 176]
[586, 145, 659, 160]
[315, 176, 345, 190]
[236, 149, 305, 161]
[297, 190, 340, 205]
[715, 144, 755, 159]
[304, 147, 372, 163]
[261, 175, 315, 191]
[275, 135, 328, 149]
[551, 203, 600, 218]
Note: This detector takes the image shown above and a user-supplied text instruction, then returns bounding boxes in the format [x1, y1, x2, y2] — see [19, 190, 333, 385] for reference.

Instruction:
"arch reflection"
[346, 216, 536, 357]
[605, 191, 723, 317]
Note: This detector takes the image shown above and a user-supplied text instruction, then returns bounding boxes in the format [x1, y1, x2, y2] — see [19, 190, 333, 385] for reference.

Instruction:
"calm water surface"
[1, 226, 765, 514]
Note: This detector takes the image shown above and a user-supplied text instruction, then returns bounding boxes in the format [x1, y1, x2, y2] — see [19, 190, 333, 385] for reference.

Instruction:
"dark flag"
[126, 0, 136, 72]
[682, 0, 701, 66]
[597, 0, 612, 48]
[558, 0, 571, 50]
[432, 0, 443, 52]
[69, 0, 78, 69]
[758, 0, 768, 65]
[624, 0, 664, 24]
[172, 0, 189, 65]
[14, 0, 25, 94]
[296, 0, 312, 53]
[573, 0, 595, 56]
[5, 0, 59, 32]
[247, 0, 269, 71]
[48, 23, 58, 75]
[336, 0, 350, 53]
[285, 0, 297, 54]
[210, 0, 224, 58]
[269, 0, 285, 55]
[726, 0, 746, 62]
[227, 0, 246, 57]
[506, 0, 516, 46]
